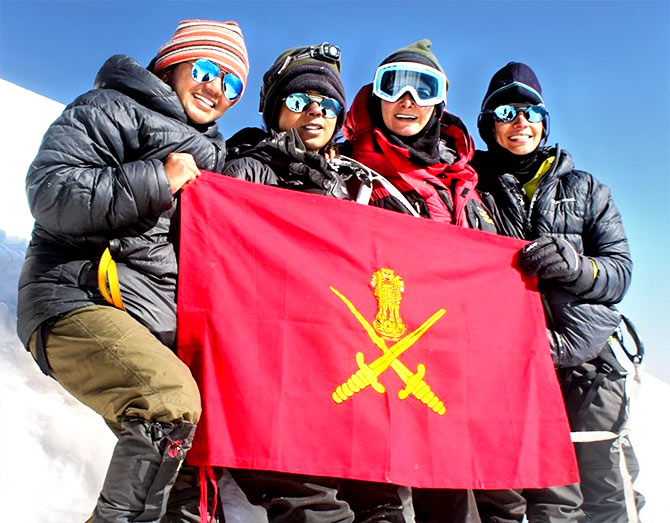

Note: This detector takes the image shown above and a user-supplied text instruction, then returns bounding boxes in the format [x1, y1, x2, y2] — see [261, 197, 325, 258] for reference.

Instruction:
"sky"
[0, 0, 669, 385]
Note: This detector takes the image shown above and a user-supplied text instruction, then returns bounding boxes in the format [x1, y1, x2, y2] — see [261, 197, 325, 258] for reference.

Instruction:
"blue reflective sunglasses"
[191, 59, 244, 101]
[284, 93, 342, 119]
[492, 104, 548, 123]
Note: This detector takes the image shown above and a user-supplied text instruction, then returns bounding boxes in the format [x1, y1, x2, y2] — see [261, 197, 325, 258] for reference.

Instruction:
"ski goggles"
[490, 104, 548, 123]
[191, 59, 244, 101]
[373, 62, 447, 107]
[284, 93, 342, 119]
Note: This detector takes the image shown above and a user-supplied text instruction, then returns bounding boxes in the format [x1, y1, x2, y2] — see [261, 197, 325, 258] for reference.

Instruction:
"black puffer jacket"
[474, 145, 632, 367]
[17, 54, 226, 349]
[223, 127, 349, 199]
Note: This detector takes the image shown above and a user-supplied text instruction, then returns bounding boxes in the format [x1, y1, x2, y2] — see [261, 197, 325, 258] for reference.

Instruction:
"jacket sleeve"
[223, 157, 279, 186]
[569, 175, 632, 304]
[543, 287, 623, 367]
[26, 101, 173, 236]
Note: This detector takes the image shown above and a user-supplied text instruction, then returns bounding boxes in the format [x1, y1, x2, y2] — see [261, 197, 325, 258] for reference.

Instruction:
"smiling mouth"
[302, 124, 323, 131]
[194, 93, 215, 108]
[508, 133, 533, 141]
[394, 114, 417, 120]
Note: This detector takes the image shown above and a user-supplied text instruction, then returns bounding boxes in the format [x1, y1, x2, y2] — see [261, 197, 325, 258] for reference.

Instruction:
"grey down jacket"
[17, 54, 226, 349]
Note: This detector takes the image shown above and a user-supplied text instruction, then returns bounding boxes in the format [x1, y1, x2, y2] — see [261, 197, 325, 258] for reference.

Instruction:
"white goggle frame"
[373, 62, 447, 107]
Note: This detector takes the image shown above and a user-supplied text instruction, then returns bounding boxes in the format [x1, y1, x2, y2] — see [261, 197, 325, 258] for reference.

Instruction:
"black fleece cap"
[260, 45, 345, 133]
[478, 61, 549, 146]
[480, 62, 544, 111]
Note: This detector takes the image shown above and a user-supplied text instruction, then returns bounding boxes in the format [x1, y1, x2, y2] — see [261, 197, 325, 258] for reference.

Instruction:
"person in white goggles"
[339, 39, 497, 523]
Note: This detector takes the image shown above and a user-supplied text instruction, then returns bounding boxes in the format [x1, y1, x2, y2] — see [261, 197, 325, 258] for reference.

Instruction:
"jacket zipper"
[524, 145, 562, 237]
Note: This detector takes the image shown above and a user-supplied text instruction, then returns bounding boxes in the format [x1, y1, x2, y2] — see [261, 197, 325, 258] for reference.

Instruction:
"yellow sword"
[330, 287, 447, 415]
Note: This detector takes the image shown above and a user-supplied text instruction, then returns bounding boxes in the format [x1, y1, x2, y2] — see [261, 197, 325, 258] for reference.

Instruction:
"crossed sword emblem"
[329, 286, 447, 416]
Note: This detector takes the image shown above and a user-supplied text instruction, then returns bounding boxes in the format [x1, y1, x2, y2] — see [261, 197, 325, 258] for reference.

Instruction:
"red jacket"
[343, 84, 487, 228]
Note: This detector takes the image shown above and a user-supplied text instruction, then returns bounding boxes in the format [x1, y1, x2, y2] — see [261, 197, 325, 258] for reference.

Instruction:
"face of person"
[166, 62, 235, 125]
[380, 93, 435, 137]
[277, 91, 338, 152]
[493, 105, 544, 155]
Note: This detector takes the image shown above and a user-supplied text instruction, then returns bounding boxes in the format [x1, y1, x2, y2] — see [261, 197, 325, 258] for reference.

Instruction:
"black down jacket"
[17, 54, 226, 349]
[474, 145, 632, 367]
[223, 126, 349, 199]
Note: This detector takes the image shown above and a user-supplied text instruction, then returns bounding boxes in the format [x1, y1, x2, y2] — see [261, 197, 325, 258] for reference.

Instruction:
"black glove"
[272, 128, 304, 161]
[287, 157, 349, 200]
[519, 236, 595, 293]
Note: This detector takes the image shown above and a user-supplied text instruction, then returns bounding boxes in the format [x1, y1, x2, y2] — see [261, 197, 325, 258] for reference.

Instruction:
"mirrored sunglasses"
[492, 104, 548, 123]
[373, 62, 447, 107]
[191, 59, 244, 101]
[284, 93, 342, 119]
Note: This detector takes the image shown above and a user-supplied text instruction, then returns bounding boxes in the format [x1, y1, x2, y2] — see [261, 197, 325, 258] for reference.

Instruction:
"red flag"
[177, 172, 578, 489]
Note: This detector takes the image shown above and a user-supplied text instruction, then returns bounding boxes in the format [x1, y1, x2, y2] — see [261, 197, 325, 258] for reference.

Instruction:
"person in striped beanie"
[149, 19, 249, 124]
[18, 18, 248, 523]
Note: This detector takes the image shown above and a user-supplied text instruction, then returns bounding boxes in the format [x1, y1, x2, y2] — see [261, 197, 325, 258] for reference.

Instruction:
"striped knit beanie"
[153, 20, 249, 91]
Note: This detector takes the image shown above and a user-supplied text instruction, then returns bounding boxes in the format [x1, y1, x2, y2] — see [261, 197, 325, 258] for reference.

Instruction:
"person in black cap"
[223, 42, 349, 199]
[339, 39, 497, 523]
[472, 62, 644, 522]
[222, 43, 355, 523]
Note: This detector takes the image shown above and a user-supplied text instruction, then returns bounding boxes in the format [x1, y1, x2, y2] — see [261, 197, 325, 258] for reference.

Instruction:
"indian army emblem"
[330, 268, 447, 416]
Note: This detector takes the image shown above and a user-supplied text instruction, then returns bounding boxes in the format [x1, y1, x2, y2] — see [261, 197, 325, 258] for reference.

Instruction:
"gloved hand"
[287, 156, 350, 200]
[272, 127, 305, 161]
[519, 236, 595, 293]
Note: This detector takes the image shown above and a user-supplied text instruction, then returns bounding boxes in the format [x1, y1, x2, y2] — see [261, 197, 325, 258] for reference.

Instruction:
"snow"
[0, 79, 64, 240]
[0, 79, 667, 523]
[0, 305, 115, 522]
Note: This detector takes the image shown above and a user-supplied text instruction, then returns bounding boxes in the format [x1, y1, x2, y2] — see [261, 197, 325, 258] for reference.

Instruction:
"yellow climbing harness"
[98, 247, 125, 310]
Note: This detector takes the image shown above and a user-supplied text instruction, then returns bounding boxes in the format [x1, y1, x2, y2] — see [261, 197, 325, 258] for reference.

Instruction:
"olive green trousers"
[29, 304, 201, 435]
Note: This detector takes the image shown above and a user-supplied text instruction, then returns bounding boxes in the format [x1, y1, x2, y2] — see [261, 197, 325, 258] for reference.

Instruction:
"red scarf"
[343, 84, 480, 226]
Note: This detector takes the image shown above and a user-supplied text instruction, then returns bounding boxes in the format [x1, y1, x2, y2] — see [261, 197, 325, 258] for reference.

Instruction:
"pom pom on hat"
[153, 19, 249, 90]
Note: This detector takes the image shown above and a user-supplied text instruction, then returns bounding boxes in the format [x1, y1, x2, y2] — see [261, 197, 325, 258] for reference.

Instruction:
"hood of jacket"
[94, 54, 221, 138]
